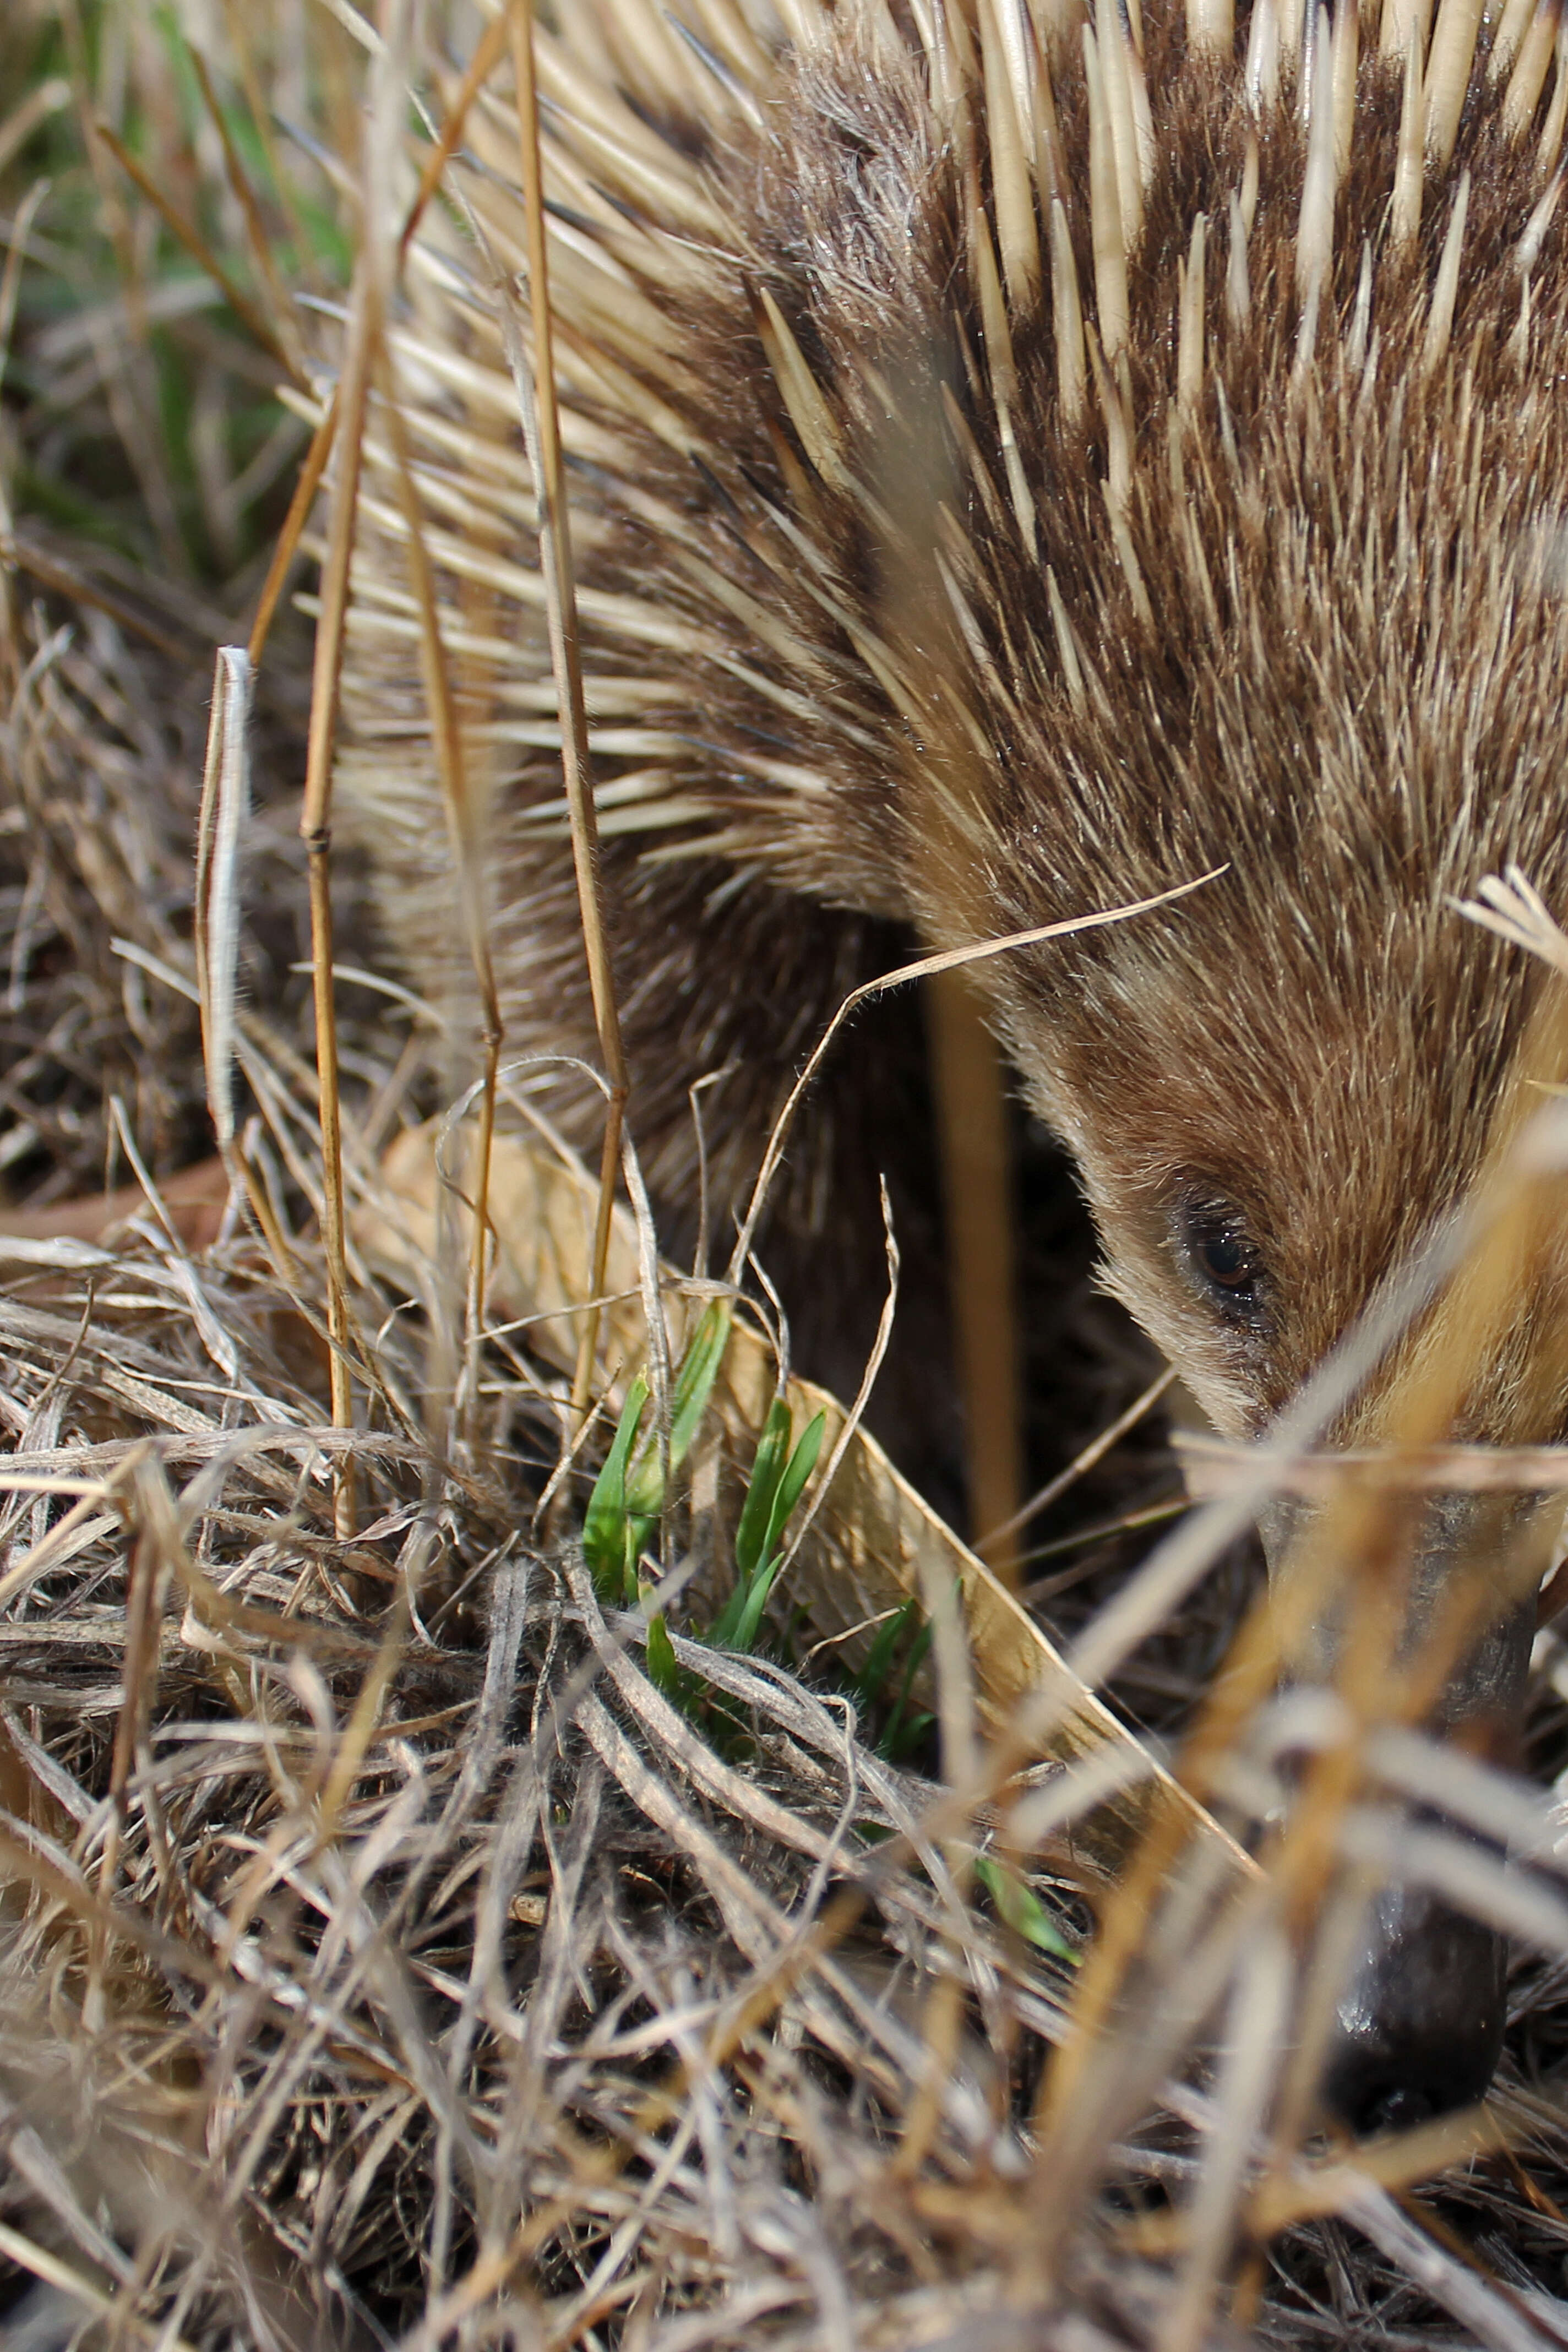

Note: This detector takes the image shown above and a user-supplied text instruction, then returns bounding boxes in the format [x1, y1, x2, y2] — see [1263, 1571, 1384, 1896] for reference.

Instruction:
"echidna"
[337, 0, 1568, 2130]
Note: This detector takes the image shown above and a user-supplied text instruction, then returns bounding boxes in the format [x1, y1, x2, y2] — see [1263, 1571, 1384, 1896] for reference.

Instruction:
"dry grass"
[6, 6, 1568, 2349]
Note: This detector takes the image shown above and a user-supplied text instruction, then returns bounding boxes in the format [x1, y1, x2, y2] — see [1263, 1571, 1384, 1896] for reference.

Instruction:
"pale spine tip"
[1345, 237, 1374, 375]
[1501, 0, 1558, 138]
[1295, 6, 1336, 302]
[1226, 187, 1251, 329]
[1518, 166, 1566, 277]
[1379, 0, 1434, 61]
[1423, 0, 1483, 167]
[1098, 0, 1147, 253]
[1489, 0, 1539, 84]
[1391, 26, 1425, 247]
[1421, 166, 1470, 376]
[1083, 20, 1131, 356]
[1050, 197, 1088, 426]
[1046, 565, 1087, 711]
[1245, 0, 1282, 106]
[1088, 325, 1134, 511]
[1184, 0, 1235, 59]
[1331, 0, 1357, 186]
[1538, 12, 1568, 176]
[756, 287, 851, 492]
[1177, 211, 1207, 417]
[980, 0, 1042, 305]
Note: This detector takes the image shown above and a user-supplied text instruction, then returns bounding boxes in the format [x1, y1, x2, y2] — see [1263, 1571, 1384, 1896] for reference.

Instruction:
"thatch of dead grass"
[9, 6, 1568, 2349]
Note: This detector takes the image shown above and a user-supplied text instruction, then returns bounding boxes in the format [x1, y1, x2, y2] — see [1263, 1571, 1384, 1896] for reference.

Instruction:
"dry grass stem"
[926, 966, 1024, 1578]
[508, 0, 629, 1419]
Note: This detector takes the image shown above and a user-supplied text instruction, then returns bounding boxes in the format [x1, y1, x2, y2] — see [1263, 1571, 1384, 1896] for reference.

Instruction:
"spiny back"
[337, 0, 1568, 1438]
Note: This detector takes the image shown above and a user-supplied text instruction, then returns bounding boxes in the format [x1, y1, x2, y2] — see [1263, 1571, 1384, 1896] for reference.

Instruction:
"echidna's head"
[729, 12, 1568, 1446]
[633, 0, 1568, 1451]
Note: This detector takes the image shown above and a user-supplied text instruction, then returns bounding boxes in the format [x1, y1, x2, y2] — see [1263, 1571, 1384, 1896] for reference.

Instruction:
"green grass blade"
[876, 1605, 937, 1758]
[899, 1608, 935, 1689]
[645, 1610, 683, 1700]
[711, 1398, 827, 1652]
[759, 1409, 825, 1565]
[665, 1301, 732, 1464]
[625, 1302, 732, 1519]
[973, 1854, 1077, 1962]
[852, 1596, 921, 1713]
[705, 1578, 748, 1650]
[728, 1548, 782, 1653]
[582, 1375, 649, 1602]
[878, 1706, 935, 1764]
[731, 1396, 793, 1589]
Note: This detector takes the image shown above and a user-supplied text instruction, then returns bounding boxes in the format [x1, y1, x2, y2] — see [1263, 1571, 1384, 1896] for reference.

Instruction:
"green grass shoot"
[582, 1300, 732, 1605]
[973, 1853, 1078, 1962]
[582, 1302, 829, 1734]
[706, 1396, 825, 1650]
[851, 1596, 937, 1762]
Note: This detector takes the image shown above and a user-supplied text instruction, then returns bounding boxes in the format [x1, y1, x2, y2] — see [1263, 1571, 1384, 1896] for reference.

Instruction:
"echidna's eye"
[1172, 1194, 1270, 1331]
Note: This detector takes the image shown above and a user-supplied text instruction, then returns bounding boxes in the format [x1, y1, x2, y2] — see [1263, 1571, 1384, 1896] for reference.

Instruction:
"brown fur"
[338, 0, 1568, 1458]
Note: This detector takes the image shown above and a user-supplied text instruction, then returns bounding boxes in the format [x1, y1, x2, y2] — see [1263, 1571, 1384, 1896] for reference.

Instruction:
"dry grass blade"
[927, 966, 1024, 1577]
[0, 75, 68, 183]
[373, 349, 504, 1447]
[90, 121, 298, 384]
[186, 43, 303, 383]
[399, 7, 514, 259]
[246, 389, 338, 668]
[193, 645, 249, 1179]
[294, 0, 414, 1522]
[508, 0, 629, 1420]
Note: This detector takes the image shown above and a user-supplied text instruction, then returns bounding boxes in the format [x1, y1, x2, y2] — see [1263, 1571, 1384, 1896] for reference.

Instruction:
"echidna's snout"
[1262, 1494, 1544, 2135]
[1319, 1881, 1507, 2137]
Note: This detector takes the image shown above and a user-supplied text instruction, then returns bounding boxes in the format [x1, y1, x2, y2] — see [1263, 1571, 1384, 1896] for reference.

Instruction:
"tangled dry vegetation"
[9, 4, 1568, 2348]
